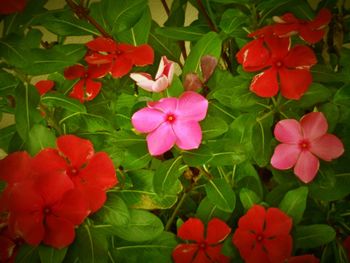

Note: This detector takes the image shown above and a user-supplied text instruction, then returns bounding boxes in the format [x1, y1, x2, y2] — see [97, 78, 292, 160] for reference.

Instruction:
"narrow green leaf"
[219, 9, 247, 35]
[205, 178, 236, 212]
[15, 244, 40, 263]
[41, 92, 86, 113]
[239, 188, 261, 210]
[26, 124, 56, 156]
[155, 25, 207, 41]
[38, 245, 67, 263]
[201, 116, 228, 139]
[294, 224, 336, 249]
[279, 186, 308, 224]
[196, 197, 231, 223]
[182, 145, 213, 166]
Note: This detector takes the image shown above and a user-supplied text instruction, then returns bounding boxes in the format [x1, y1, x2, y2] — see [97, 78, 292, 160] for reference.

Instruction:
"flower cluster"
[236, 9, 331, 99]
[63, 37, 154, 103]
[0, 135, 117, 248]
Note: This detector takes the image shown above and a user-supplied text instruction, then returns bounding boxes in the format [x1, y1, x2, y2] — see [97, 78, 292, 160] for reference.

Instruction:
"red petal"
[294, 151, 319, 183]
[250, 68, 279, 97]
[236, 38, 270, 72]
[78, 152, 117, 190]
[110, 56, 133, 78]
[87, 63, 110, 78]
[84, 79, 102, 101]
[43, 216, 76, 249]
[31, 148, 67, 176]
[8, 181, 43, 213]
[232, 229, 256, 260]
[284, 45, 317, 69]
[300, 112, 328, 140]
[205, 218, 231, 244]
[183, 73, 203, 91]
[0, 151, 31, 184]
[279, 68, 312, 99]
[264, 207, 292, 236]
[69, 80, 85, 103]
[248, 25, 274, 38]
[172, 244, 198, 263]
[271, 144, 300, 170]
[311, 134, 344, 161]
[308, 8, 332, 29]
[74, 185, 106, 213]
[264, 234, 293, 263]
[0, 0, 27, 14]
[0, 235, 16, 262]
[265, 35, 290, 60]
[278, 13, 299, 23]
[35, 80, 55, 95]
[246, 244, 270, 263]
[64, 65, 85, 80]
[193, 250, 212, 263]
[272, 23, 299, 37]
[11, 213, 44, 245]
[178, 218, 205, 243]
[57, 135, 94, 169]
[287, 254, 320, 263]
[52, 189, 89, 225]
[86, 37, 117, 52]
[126, 44, 154, 66]
[237, 205, 266, 233]
[85, 53, 113, 65]
[205, 245, 230, 263]
[298, 27, 326, 44]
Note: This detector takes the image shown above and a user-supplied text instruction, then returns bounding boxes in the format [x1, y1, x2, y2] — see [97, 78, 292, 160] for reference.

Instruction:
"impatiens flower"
[34, 80, 55, 96]
[130, 56, 174, 92]
[0, 0, 26, 14]
[85, 37, 154, 78]
[232, 204, 293, 263]
[271, 112, 344, 183]
[272, 8, 332, 43]
[64, 64, 109, 103]
[343, 236, 350, 261]
[238, 35, 317, 99]
[286, 255, 320, 263]
[172, 218, 231, 263]
[131, 91, 208, 156]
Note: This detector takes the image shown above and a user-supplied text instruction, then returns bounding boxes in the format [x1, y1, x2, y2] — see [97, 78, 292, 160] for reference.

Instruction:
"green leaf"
[0, 35, 29, 68]
[239, 188, 261, 210]
[155, 25, 207, 41]
[26, 124, 56, 156]
[153, 156, 185, 196]
[334, 83, 350, 106]
[66, 223, 108, 263]
[294, 224, 336, 249]
[235, 162, 264, 199]
[205, 178, 236, 213]
[93, 194, 130, 227]
[0, 124, 16, 152]
[38, 245, 67, 263]
[279, 186, 308, 224]
[111, 232, 177, 263]
[182, 145, 213, 166]
[41, 92, 86, 113]
[219, 9, 247, 35]
[123, 143, 152, 170]
[14, 84, 42, 141]
[311, 64, 348, 83]
[252, 115, 273, 167]
[201, 116, 228, 139]
[207, 140, 247, 166]
[196, 197, 231, 223]
[183, 32, 222, 77]
[15, 244, 40, 263]
[0, 69, 19, 96]
[112, 209, 164, 242]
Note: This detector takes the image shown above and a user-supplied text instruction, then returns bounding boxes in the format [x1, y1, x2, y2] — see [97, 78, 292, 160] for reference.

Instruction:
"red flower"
[31, 135, 118, 212]
[238, 35, 317, 99]
[64, 64, 109, 103]
[0, 217, 19, 263]
[286, 255, 319, 263]
[232, 205, 293, 263]
[344, 236, 350, 261]
[172, 218, 231, 263]
[85, 37, 154, 78]
[0, 0, 26, 14]
[34, 80, 55, 96]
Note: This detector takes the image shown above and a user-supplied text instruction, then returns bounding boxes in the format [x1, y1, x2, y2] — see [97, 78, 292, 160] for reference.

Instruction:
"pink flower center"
[166, 114, 176, 123]
[256, 234, 264, 242]
[198, 241, 207, 250]
[299, 139, 310, 151]
[275, 61, 283, 68]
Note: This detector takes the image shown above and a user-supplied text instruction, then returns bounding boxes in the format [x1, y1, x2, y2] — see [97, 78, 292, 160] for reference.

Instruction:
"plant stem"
[65, 0, 112, 38]
[165, 191, 187, 231]
[196, 0, 217, 32]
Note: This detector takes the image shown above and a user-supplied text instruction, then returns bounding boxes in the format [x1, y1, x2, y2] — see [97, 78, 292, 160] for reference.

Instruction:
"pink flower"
[131, 91, 208, 156]
[271, 112, 344, 183]
[130, 56, 174, 92]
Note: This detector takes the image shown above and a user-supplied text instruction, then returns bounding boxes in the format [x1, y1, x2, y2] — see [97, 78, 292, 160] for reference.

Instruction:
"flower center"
[256, 234, 264, 242]
[299, 139, 310, 151]
[67, 167, 79, 177]
[275, 61, 283, 68]
[198, 241, 207, 250]
[43, 207, 51, 215]
[166, 114, 176, 123]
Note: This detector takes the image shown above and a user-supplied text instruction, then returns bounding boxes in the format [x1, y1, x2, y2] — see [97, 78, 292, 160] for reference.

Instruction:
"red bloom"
[232, 205, 293, 263]
[238, 35, 317, 99]
[64, 64, 108, 103]
[85, 37, 154, 78]
[0, 0, 26, 14]
[286, 255, 319, 263]
[31, 135, 118, 212]
[344, 236, 350, 261]
[172, 218, 231, 263]
[0, 217, 19, 263]
[34, 80, 55, 96]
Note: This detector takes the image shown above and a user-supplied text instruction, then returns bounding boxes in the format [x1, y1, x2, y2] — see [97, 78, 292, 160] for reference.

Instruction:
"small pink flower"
[271, 112, 344, 183]
[130, 56, 174, 92]
[131, 91, 208, 156]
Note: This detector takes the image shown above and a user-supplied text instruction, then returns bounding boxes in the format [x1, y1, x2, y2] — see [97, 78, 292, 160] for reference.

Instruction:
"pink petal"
[279, 68, 312, 100]
[130, 73, 155, 92]
[176, 91, 208, 121]
[294, 151, 319, 183]
[311, 134, 344, 161]
[283, 45, 317, 69]
[155, 56, 166, 79]
[205, 218, 231, 244]
[250, 68, 279, 98]
[201, 55, 218, 82]
[173, 121, 202, 150]
[274, 119, 302, 144]
[131, 108, 165, 133]
[148, 97, 178, 113]
[146, 122, 176, 155]
[178, 218, 204, 242]
[152, 76, 169, 92]
[300, 112, 328, 140]
[271, 144, 300, 170]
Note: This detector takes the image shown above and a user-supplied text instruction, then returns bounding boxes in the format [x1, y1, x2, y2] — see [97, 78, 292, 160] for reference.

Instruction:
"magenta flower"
[271, 112, 344, 183]
[131, 91, 208, 156]
[130, 56, 175, 93]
